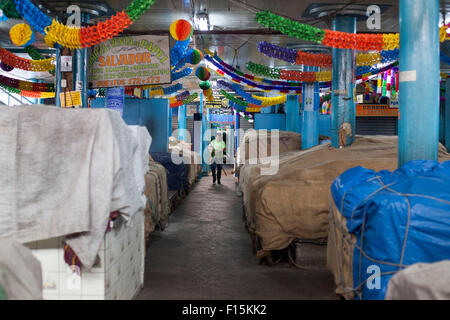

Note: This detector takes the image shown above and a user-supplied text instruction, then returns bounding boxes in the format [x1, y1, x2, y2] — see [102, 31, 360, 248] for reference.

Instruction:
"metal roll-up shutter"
[238, 117, 254, 148]
[172, 115, 178, 136]
[186, 118, 194, 149]
[356, 117, 398, 136]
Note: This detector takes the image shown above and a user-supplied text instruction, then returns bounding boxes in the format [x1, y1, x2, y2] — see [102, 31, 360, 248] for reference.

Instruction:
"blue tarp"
[331, 160, 450, 300]
[150, 152, 188, 191]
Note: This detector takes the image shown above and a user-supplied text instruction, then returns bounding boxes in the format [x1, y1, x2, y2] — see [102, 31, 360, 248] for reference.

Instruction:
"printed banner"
[89, 35, 171, 88]
[60, 91, 81, 107]
[356, 104, 398, 117]
[106, 87, 125, 116]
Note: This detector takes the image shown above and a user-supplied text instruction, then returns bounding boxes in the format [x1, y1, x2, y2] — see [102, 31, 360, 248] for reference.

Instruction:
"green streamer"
[246, 61, 281, 79]
[0, 0, 21, 19]
[219, 89, 249, 107]
[125, 0, 155, 21]
[255, 11, 325, 44]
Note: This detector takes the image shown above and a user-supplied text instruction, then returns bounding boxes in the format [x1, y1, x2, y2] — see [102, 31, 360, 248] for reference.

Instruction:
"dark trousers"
[211, 161, 222, 182]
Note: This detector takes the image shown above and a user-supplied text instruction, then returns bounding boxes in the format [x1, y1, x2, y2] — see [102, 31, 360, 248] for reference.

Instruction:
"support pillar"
[55, 47, 62, 107]
[178, 104, 187, 142]
[442, 27, 450, 151]
[398, 0, 439, 166]
[446, 77, 450, 151]
[286, 95, 300, 133]
[168, 106, 173, 138]
[74, 13, 89, 107]
[330, 16, 356, 148]
[301, 66, 320, 148]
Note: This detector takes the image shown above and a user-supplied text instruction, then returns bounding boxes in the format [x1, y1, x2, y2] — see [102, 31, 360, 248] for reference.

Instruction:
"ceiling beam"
[120, 29, 392, 36]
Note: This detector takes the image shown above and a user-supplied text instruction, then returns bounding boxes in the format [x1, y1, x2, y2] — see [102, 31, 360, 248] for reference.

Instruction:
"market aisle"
[135, 173, 336, 300]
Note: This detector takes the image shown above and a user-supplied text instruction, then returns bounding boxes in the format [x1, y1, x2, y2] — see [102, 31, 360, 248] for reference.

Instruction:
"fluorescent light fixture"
[195, 13, 209, 31]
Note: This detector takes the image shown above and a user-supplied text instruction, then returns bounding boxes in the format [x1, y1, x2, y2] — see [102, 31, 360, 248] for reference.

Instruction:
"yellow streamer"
[251, 94, 287, 107]
[356, 52, 381, 67]
[44, 19, 81, 49]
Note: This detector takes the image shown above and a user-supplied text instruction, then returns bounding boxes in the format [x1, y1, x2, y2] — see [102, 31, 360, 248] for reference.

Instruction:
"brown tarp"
[144, 160, 170, 239]
[239, 136, 450, 261]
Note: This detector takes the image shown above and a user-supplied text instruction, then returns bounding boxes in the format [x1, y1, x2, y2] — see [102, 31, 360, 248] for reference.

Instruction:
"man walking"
[208, 133, 226, 184]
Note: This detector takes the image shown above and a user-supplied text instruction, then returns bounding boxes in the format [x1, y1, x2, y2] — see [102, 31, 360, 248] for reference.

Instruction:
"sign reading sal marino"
[88, 34, 171, 88]
[356, 104, 398, 117]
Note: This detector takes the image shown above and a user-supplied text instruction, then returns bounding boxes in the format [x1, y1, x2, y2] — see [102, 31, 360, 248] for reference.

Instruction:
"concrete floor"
[135, 173, 337, 300]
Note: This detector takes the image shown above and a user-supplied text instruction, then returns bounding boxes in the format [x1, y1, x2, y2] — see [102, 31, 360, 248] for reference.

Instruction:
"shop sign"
[356, 104, 398, 117]
[89, 34, 171, 88]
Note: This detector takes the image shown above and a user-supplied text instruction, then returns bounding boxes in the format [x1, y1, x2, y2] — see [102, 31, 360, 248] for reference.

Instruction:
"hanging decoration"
[143, 83, 183, 97]
[205, 53, 303, 93]
[257, 41, 331, 67]
[257, 41, 399, 68]
[195, 66, 211, 81]
[0, 0, 21, 19]
[0, 74, 54, 92]
[168, 90, 190, 104]
[169, 19, 203, 81]
[24, 45, 55, 75]
[199, 80, 214, 101]
[9, 23, 34, 47]
[0, 61, 13, 71]
[169, 19, 194, 41]
[246, 61, 280, 79]
[171, 39, 190, 68]
[172, 67, 193, 82]
[207, 49, 399, 94]
[172, 47, 203, 72]
[0, 82, 55, 98]
[0, 47, 55, 72]
[321, 100, 330, 114]
[218, 79, 287, 108]
[169, 92, 198, 108]
[11, 0, 155, 49]
[255, 10, 448, 51]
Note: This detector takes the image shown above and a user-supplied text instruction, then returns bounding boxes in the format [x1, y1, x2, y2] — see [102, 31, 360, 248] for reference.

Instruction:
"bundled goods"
[328, 160, 450, 299]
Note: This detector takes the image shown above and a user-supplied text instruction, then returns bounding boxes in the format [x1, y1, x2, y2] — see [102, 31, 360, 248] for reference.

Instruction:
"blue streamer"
[170, 39, 190, 68]
[162, 83, 183, 95]
[171, 67, 192, 82]
[14, 0, 52, 34]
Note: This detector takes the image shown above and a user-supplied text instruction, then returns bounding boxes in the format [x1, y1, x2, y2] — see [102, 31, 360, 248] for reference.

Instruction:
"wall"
[90, 97, 169, 152]
[254, 114, 286, 131]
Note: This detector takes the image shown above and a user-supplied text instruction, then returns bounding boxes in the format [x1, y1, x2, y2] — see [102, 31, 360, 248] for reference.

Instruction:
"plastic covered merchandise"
[330, 160, 450, 300]
[150, 152, 188, 191]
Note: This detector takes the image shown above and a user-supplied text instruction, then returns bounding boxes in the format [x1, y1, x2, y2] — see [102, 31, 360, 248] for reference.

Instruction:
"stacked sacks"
[144, 156, 170, 239]
[169, 136, 202, 189]
[238, 136, 450, 265]
[236, 130, 301, 176]
[150, 152, 188, 191]
[328, 160, 450, 300]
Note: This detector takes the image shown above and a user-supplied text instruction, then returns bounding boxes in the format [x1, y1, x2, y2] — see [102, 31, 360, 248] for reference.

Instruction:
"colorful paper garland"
[0, 46, 55, 72]
[11, 0, 155, 49]
[255, 10, 448, 51]
[0, 74, 54, 92]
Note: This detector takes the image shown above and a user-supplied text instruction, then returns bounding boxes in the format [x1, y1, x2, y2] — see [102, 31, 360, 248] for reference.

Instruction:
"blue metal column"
[331, 16, 356, 148]
[399, 0, 440, 166]
[201, 97, 208, 175]
[446, 76, 450, 151]
[286, 94, 300, 133]
[168, 106, 173, 138]
[441, 29, 450, 151]
[55, 47, 62, 107]
[73, 13, 90, 107]
[301, 66, 320, 148]
[178, 104, 187, 142]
